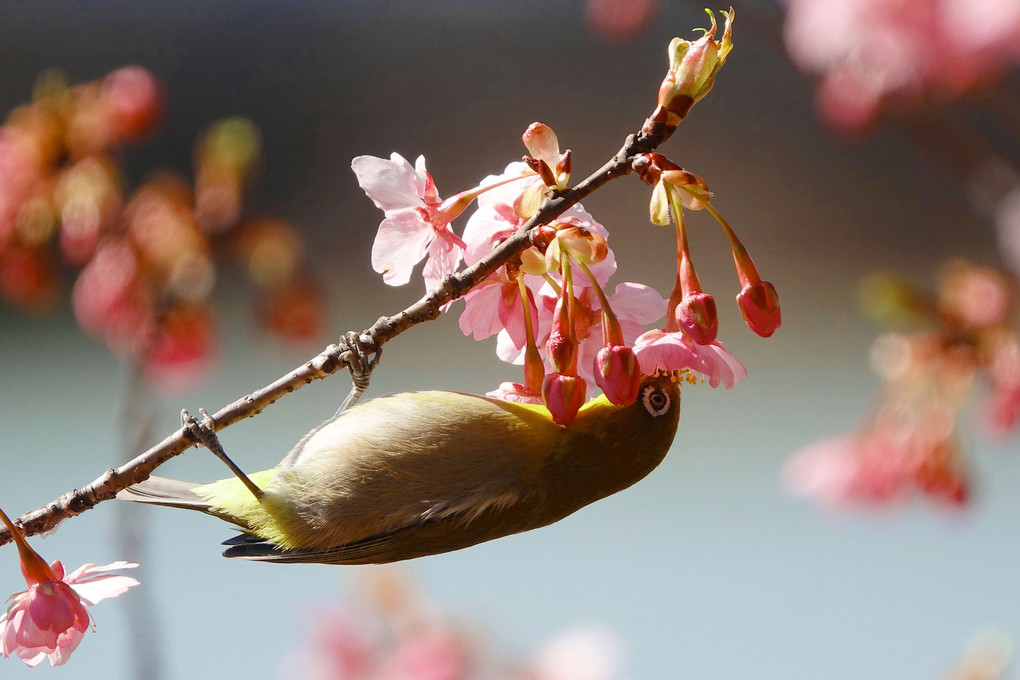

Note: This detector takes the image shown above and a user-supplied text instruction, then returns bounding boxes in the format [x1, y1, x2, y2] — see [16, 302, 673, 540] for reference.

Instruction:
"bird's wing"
[221, 497, 539, 564]
[263, 390, 561, 550]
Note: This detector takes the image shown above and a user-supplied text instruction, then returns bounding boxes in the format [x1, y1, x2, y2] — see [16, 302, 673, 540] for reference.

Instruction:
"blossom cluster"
[280, 568, 627, 680]
[782, 0, 1020, 132]
[354, 117, 779, 424]
[786, 261, 1020, 508]
[0, 67, 324, 388]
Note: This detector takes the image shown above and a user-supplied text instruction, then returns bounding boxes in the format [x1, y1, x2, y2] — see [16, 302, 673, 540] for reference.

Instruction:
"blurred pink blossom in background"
[782, 0, 1020, 132]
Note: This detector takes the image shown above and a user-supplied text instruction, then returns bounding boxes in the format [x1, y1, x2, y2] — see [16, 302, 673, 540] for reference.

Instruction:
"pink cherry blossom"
[783, 0, 1020, 131]
[632, 328, 746, 388]
[459, 167, 619, 357]
[1, 560, 139, 667]
[496, 282, 665, 389]
[458, 270, 538, 349]
[374, 629, 467, 680]
[352, 153, 465, 289]
[784, 426, 969, 508]
[461, 162, 604, 270]
[783, 433, 911, 507]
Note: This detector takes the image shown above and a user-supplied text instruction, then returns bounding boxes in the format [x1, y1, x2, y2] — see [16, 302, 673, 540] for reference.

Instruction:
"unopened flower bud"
[594, 344, 642, 406]
[641, 9, 734, 140]
[543, 373, 587, 425]
[737, 280, 781, 337]
[523, 123, 559, 167]
[677, 292, 718, 344]
[522, 122, 570, 189]
[546, 329, 578, 375]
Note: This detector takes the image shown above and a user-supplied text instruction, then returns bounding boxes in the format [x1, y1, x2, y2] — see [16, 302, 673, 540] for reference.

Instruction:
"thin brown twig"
[0, 127, 662, 546]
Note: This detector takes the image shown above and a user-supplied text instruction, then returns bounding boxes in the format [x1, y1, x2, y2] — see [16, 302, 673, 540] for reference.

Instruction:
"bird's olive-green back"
[198, 373, 682, 563]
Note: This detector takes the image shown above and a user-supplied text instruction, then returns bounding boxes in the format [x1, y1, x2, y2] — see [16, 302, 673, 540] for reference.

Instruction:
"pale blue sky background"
[2, 2, 1018, 678]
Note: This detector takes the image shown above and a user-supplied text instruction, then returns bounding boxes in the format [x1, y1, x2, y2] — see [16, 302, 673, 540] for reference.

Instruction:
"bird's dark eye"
[641, 386, 671, 417]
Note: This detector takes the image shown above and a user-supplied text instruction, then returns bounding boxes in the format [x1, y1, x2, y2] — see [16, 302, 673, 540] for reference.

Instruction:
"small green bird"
[120, 372, 681, 564]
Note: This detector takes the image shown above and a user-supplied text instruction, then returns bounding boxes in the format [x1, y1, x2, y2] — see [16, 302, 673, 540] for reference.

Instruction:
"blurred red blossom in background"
[785, 261, 1020, 509]
[0, 67, 325, 390]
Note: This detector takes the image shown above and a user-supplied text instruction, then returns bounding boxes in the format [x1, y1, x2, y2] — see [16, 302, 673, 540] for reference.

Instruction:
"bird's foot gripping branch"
[2, 8, 780, 668]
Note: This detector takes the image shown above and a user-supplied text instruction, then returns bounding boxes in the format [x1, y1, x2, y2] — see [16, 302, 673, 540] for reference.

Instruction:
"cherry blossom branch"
[0, 128, 667, 547]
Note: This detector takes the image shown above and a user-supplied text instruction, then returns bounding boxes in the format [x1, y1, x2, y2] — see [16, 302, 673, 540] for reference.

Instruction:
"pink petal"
[692, 341, 747, 389]
[523, 123, 561, 169]
[461, 204, 517, 265]
[23, 584, 80, 649]
[351, 153, 423, 212]
[66, 566, 140, 605]
[65, 561, 139, 604]
[487, 382, 544, 404]
[371, 211, 434, 286]
[421, 232, 464, 291]
[2, 602, 25, 656]
[474, 162, 533, 210]
[496, 284, 537, 350]
[46, 627, 85, 667]
[783, 435, 860, 506]
[458, 283, 505, 340]
[633, 329, 697, 374]
[608, 282, 667, 325]
[496, 329, 526, 364]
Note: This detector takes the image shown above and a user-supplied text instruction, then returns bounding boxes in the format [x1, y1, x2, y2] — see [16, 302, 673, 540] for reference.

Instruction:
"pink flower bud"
[543, 373, 588, 425]
[522, 122, 570, 189]
[736, 280, 781, 337]
[677, 292, 718, 345]
[523, 123, 560, 167]
[546, 329, 578, 375]
[594, 344, 642, 406]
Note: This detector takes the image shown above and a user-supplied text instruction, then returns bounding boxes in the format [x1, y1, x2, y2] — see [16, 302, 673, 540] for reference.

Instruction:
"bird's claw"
[339, 331, 381, 392]
[334, 332, 382, 415]
[181, 408, 219, 451]
[180, 408, 263, 501]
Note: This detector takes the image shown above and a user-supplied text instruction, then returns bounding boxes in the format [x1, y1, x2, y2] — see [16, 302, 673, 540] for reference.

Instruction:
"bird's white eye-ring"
[641, 385, 671, 417]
